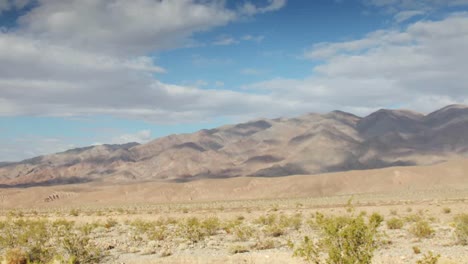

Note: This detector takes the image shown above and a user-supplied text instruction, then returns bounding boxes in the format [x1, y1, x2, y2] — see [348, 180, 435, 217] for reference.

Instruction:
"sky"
[1, 0, 468, 162]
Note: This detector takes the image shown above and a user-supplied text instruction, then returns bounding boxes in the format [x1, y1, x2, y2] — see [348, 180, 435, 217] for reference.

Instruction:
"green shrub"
[70, 209, 80, 217]
[386, 218, 404, 230]
[369, 212, 384, 225]
[232, 225, 254, 241]
[292, 236, 320, 264]
[416, 251, 440, 264]
[279, 213, 302, 230]
[294, 212, 382, 264]
[177, 217, 206, 243]
[316, 212, 382, 264]
[202, 216, 220, 236]
[410, 220, 434, 239]
[453, 213, 468, 245]
[404, 214, 423, 223]
[61, 232, 104, 263]
[255, 214, 276, 226]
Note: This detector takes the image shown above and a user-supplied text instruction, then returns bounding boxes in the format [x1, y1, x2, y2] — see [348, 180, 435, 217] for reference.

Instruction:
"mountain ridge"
[1, 104, 467, 187]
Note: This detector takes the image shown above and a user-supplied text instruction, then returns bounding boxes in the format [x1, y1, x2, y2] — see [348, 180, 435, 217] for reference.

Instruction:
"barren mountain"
[1, 104, 468, 186]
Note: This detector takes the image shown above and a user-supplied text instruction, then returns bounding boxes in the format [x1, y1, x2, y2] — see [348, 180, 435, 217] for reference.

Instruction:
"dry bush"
[410, 220, 434, 239]
[453, 213, 468, 245]
[387, 217, 404, 230]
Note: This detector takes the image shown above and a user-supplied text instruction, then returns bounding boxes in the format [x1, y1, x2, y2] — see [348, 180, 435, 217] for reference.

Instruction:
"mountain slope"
[1, 105, 468, 186]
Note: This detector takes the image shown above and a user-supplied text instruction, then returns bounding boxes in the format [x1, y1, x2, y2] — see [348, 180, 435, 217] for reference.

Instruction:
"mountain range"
[1, 104, 468, 187]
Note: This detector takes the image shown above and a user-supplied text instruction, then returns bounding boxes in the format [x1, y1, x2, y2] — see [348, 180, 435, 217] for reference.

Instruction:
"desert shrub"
[254, 239, 276, 250]
[387, 217, 404, 230]
[416, 251, 440, 264]
[410, 220, 434, 239]
[369, 212, 384, 225]
[405, 214, 423, 223]
[69, 209, 80, 217]
[4, 248, 28, 264]
[255, 214, 277, 226]
[298, 212, 382, 264]
[442, 207, 451, 214]
[390, 209, 398, 216]
[413, 246, 421, 254]
[201, 216, 220, 236]
[233, 225, 255, 241]
[80, 222, 101, 236]
[60, 232, 104, 264]
[292, 236, 320, 264]
[453, 213, 468, 245]
[228, 244, 249, 254]
[130, 219, 167, 241]
[319, 213, 382, 264]
[0, 219, 75, 263]
[104, 218, 118, 229]
[177, 217, 206, 243]
[222, 219, 242, 234]
[264, 224, 285, 237]
[279, 213, 302, 230]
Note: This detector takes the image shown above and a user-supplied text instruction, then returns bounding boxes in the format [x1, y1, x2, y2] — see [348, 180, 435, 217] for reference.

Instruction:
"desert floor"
[1, 187, 467, 264]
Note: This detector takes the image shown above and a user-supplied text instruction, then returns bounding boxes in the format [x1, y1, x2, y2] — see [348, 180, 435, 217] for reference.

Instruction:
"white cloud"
[240, 0, 287, 15]
[112, 130, 152, 144]
[363, 0, 468, 22]
[213, 35, 239, 46]
[394, 10, 425, 23]
[247, 13, 468, 114]
[17, 0, 237, 55]
[0, 0, 291, 123]
[242, 34, 265, 43]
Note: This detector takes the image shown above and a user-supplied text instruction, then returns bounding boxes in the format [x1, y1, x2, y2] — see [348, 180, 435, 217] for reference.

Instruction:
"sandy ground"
[0, 159, 467, 263]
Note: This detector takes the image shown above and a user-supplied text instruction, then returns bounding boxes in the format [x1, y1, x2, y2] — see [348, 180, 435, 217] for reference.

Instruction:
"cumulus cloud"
[0, 0, 290, 123]
[17, 0, 236, 55]
[247, 13, 468, 114]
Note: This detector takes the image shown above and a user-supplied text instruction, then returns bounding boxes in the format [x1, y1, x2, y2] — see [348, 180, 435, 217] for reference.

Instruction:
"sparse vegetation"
[228, 244, 250, 254]
[410, 220, 434, 239]
[0, 193, 465, 263]
[416, 251, 440, 264]
[453, 213, 468, 245]
[387, 217, 404, 229]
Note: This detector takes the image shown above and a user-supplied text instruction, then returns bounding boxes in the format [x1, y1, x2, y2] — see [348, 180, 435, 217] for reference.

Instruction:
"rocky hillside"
[1, 104, 468, 186]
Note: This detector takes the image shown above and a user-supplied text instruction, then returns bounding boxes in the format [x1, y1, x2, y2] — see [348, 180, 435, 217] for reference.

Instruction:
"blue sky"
[1, 0, 468, 161]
